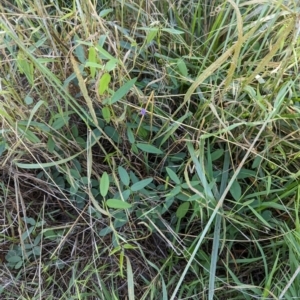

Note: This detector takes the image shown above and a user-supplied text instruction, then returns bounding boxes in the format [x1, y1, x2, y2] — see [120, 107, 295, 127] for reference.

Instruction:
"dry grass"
[1, 0, 300, 299]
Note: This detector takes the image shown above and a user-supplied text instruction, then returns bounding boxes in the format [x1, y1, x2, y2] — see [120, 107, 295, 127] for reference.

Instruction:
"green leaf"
[100, 172, 109, 197]
[88, 46, 97, 78]
[110, 245, 121, 255]
[127, 128, 135, 144]
[136, 126, 148, 139]
[123, 243, 137, 250]
[109, 78, 137, 104]
[252, 156, 262, 169]
[43, 229, 59, 240]
[211, 149, 224, 161]
[71, 125, 79, 137]
[98, 35, 106, 47]
[91, 188, 99, 198]
[166, 167, 181, 184]
[0, 140, 7, 156]
[17, 51, 34, 85]
[85, 62, 103, 69]
[98, 73, 111, 95]
[105, 59, 118, 71]
[177, 59, 188, 77]
[52, 116, 70, 130]
[17, 126, 41, 143]
[160, 197, 175, 214]
[91, 128, 102, 143]
[26, 130, 40, 143]
[99, 226, 113, 237]
[23, 217, 36, 226]
[118, 166, 130, 186]
[76, 136, 85, 148]
[102, 106, 111, 123]
[159, 112, 191, 147]
[176, 202, 190, 219]
[69, 184, 78, 195]
[21, 226, 34, 241]
[131, 143, 138, 154]
[247, 205, 272, 228]
[106, 199, 132, 209]
[136, 143, 163, 154]
[187, 142, 214, 200]
[131, 178, 153, 191]
[33, 246, 41, 255]
[104, 126, 120, 143]
[74, 37, 86, 63]
[96, 45, 115, 60]
[16, 120, 49, 133]
[161, 28, 184, 34]
[262, 210, 272, 222]
[146, 28, 159, 44]
[80, 177, 88, 185]
[166, 186, 181, 200]
[19, 99, 48, 134]
[25, 94, 33, 105]
[236, 168, 257, 179]
[126, 256, 135, 300]
[122, 189, 131, 201]
[6, 255, 22, 263]
[230, 179, 242, 201]
[14, 260, 23, 269]
[99, 8, 113, 18]
[70, 168, 81, 179]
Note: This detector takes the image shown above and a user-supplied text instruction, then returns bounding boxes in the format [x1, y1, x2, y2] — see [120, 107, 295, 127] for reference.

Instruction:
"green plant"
[5, 218, 43, 269]
[1, 0, 300, 299]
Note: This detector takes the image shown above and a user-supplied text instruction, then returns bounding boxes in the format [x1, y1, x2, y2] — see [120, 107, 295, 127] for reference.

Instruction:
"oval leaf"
[106, 199, 132, 209]
[99, 8, 113, 18]
[166, 167, 181, 184]
[177, 59, 188, 77]
[99, 226, 113, 237]
[131, 177, 153, 192]
[122, 189, 131, 201]
[136, 143, 163, 154]
[104, 126, 120, 143]
[211, 149, 224, 161]
[25, 95, 33, 105]
[176, 202, 190, 219]
[98, 73, 111, 95]
[6, 255, 22, 263]
[102, 106, 111, 123]
[127, 128, 135, 144]
[105, 59, 118, 72]
[100, 172, 109, 197]
[118, 166, 130, 186]
[52, 117, 69, 130]
[230, 179, 241, 201]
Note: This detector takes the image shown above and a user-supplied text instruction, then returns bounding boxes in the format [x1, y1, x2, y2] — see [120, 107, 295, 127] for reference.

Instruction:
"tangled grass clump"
[1, 0, 300, 299]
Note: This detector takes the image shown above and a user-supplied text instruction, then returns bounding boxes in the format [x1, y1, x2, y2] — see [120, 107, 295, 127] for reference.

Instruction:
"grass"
[1, 0, 300, 299]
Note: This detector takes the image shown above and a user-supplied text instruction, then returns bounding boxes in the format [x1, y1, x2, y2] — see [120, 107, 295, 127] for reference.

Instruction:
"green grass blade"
[209, 147, 230, 300]
[126, 256, 135, 300]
